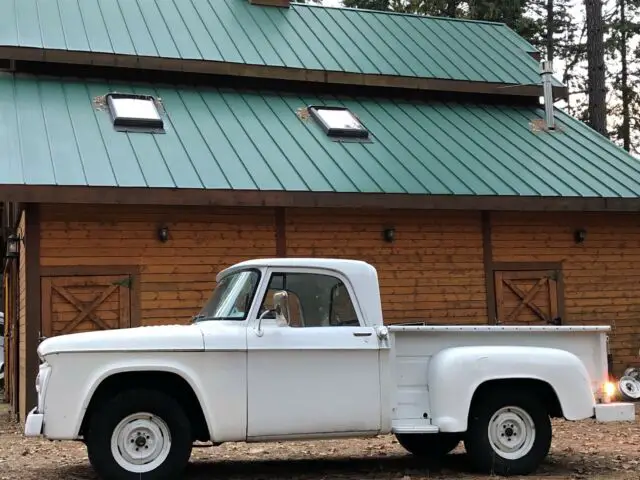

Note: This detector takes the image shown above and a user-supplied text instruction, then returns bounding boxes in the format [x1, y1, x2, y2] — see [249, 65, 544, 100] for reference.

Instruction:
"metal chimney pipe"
[540, 60, 555, 130]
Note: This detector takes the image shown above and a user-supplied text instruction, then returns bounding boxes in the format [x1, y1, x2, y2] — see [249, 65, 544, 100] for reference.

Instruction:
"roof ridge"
[293, 2, 509, 27]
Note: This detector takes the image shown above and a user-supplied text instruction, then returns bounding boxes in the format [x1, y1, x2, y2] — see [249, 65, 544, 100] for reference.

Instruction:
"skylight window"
[106, 93, 164, 132]
[308, 106, 369, 139]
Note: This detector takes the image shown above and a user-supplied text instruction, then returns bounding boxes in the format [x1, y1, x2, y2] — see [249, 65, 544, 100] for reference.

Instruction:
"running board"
[392, 420, 439, 434]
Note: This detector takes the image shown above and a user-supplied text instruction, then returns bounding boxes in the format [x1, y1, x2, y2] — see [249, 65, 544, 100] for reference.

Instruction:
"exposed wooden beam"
[481, 211, 496, 325]
[249, 0, 290, 6]
[275, 208, 287, 257]
[24, 203, 40, 420]
[0, 47, 569, 100]
[1, 185, 640, 213]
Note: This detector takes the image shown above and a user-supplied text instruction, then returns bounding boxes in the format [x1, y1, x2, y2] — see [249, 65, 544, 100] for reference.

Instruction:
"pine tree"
[607, 0, 640, 152]
[585, 0, 608, 134]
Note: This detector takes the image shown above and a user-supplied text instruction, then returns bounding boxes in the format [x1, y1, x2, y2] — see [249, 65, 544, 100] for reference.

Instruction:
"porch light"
[383, 227, 395, 243]
[308, 106, 369, 139]
[5, 233, 20, 259]
[106, 93, 164, 131]
[157, 226, 169, 243]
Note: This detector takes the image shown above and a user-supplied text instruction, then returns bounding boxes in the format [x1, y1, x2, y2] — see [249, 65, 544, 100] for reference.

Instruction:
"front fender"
[74, 361, 215, 439]
[41, 354, 225, 441]
[427, 346, 596, 432]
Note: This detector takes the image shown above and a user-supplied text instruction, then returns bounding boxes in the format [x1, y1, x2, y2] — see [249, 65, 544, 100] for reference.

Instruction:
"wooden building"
[2, 0, 640, 422]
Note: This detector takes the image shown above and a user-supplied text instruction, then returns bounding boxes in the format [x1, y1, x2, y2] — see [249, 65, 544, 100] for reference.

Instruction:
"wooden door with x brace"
[41, 275, 132, 338]
[494, 270, 563, 325]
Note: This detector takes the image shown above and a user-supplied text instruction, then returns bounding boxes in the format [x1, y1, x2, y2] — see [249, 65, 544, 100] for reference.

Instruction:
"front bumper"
[594, 402, 636, 422]
[24, 407, 44, 437]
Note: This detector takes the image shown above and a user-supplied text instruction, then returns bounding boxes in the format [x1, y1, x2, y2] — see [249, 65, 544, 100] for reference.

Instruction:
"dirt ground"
[0, 403, 638, 480]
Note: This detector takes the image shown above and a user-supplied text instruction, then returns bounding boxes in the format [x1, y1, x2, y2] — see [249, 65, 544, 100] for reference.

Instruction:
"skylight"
[106, 93, 164, 132]
[308, 106, 369, 139]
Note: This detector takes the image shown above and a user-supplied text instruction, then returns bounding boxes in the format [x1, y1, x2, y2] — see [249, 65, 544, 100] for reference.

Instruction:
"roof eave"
[0, 46, 567, 99]
[1, 185, 636, 213]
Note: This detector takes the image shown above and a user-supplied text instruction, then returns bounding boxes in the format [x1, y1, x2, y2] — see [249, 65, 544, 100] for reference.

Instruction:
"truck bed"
[388, 325, 610, 428]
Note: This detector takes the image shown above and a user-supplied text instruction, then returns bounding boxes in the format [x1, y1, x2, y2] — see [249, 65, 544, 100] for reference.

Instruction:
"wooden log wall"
[491, 211, 640, 374]
[285, 208, 487, 325]
[39, 205, 277, 326]
[39, 205, 487, 327]
[36, 205, 640, 376]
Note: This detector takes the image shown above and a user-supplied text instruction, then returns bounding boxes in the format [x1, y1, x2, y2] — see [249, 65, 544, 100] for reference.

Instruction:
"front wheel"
[464, 390, 552, 476]
[85, 388, 193, 480]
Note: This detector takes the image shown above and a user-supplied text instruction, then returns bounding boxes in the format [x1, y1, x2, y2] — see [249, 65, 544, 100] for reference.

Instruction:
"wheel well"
[79, 371, 210, 441]
[469, 378, 563, 418]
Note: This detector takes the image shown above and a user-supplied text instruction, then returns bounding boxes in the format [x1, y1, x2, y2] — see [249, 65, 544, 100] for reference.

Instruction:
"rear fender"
[427, 345, 595, 432]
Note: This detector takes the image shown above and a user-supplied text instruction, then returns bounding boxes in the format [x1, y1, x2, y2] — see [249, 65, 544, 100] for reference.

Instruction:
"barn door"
[494, 270, 561, 325]
[41, 275, 132, 338]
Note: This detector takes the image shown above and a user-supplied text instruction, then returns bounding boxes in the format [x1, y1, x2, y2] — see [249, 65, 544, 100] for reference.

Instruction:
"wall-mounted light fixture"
[573, 228, 587, 244]
[5, 232, 21, 259]
[383, 227, 395, 243]
[157, 226, 169, 243]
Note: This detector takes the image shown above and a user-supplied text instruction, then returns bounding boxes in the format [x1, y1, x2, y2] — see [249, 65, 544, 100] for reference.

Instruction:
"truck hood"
[38, 324, 206, 357]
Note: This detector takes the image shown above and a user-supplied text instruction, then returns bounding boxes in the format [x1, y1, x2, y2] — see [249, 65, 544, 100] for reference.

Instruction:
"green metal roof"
[0, 0, 561, 88]
[1, 73, 638, 198]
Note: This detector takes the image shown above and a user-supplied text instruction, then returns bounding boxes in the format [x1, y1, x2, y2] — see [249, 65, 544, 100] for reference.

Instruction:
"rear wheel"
[85, 388, 192, 480]
[464, 390, 552, 476]
[395, 432, 461, 459]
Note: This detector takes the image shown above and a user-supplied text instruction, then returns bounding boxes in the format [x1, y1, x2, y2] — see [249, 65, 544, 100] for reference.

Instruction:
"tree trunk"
[546, 0, 555, 62]
[585, 0, 607, 135]
[620, 0, 631, 151]
[445, 0, 458, 17]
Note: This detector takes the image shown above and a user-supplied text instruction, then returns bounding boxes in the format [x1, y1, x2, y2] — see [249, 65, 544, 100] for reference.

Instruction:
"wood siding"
[491, 212, 640, 375]
[34, 205, 640, 378]
[17, 211, 27, 419]
[39, 205, 277, 326]
[286, 208, 487, 325]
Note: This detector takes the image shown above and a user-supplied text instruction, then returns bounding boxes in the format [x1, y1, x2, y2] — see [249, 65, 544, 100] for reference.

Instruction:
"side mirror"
[273, 290, 290, 327]
[255, 290, 290, 336]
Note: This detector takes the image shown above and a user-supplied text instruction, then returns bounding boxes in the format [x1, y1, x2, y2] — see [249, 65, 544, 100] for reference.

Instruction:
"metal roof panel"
[0, 0, 562, 87]
[2, 74, 638, 199]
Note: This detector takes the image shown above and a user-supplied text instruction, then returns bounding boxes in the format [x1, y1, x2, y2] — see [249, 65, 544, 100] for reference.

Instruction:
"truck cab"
[25, 258, 635, 480]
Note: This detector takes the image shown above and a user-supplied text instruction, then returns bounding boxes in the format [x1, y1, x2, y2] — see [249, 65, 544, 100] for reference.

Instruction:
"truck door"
[246, 268, 383, 439]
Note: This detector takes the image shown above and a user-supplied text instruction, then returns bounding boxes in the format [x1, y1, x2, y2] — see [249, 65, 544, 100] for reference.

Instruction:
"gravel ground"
[1, 403, 638, 480]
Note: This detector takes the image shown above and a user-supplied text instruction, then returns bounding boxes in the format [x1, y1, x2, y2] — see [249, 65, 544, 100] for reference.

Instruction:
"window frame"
[105, 92, 166, 134]
[196, 267, 262, 322]
[251, 267, 366, 329]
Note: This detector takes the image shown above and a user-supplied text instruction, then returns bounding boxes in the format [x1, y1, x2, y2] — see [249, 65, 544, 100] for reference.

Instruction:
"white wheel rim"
[110, 412, 172, 473]
[488, 406, 536, 460]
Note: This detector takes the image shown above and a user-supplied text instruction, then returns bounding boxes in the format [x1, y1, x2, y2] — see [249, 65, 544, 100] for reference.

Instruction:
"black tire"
[396, 432, 461, 458]
[464, 390, 552, 476]
[85, 388, 193, 480]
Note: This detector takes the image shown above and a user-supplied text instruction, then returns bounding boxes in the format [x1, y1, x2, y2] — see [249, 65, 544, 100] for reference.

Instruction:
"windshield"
[194, 269, 260, 322]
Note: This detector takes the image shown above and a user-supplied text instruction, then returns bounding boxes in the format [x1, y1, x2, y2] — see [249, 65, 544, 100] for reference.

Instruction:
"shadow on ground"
[38, 451, 621, 480]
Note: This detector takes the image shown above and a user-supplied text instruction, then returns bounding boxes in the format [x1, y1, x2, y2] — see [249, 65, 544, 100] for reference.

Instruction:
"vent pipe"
[540, 60, 555, 130]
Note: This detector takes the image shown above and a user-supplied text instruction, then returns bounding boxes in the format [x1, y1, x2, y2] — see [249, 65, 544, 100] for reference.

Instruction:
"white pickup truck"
[25, 258, 635, 480]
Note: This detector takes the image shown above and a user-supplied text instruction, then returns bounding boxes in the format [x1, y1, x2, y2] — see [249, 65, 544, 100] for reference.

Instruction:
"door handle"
[353, 332, 372, 337]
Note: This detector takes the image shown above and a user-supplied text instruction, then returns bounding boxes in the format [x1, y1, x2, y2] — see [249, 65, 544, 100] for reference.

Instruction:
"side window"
[259, 272, 360, 327]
